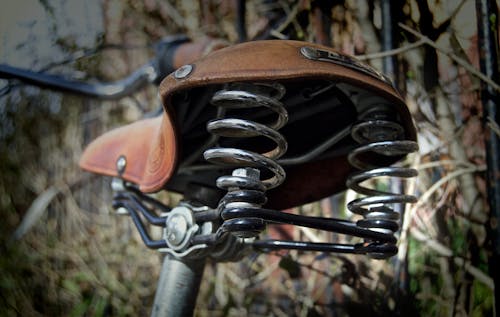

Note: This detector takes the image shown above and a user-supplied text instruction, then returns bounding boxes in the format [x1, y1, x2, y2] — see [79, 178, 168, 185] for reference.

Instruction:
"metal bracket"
[300, 46, 394, 88]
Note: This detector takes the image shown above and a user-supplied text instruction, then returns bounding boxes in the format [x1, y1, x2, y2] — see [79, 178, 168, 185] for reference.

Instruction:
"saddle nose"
[79, 113, 177, 192]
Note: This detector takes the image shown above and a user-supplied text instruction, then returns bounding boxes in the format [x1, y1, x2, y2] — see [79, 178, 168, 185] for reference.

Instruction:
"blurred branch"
[9, 176, 88, 241]
[270, 0, 305, 40]
[487, 116, 500, 137]
[10, 185, 60, 241]
[299, 227, 323, 243]
[410, 228, 494, 290]
[161, 0, 185, 28]
[274, 1, 300, 34]
[356, 39, 426, 61]
[438, 257, 456, 302]
[410, 227, 453, 256]
[435, 88, 488, 233]
[416, 159, 479, 170]
[416, 165, 486, 208]
[355, 0, 382, 70]
[399, 23, 500, 93]
[269, 30, 288, 40]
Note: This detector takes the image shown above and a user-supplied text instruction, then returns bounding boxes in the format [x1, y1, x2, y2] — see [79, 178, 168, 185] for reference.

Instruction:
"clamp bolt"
[166, 213, 188, 246]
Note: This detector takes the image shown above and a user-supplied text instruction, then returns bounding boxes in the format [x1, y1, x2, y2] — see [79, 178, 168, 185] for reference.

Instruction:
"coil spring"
[203, 82, 289, 238]
[346, 115, 418, 258]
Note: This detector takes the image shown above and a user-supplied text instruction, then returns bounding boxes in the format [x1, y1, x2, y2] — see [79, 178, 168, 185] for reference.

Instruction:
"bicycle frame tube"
[151, 255, 206, 317]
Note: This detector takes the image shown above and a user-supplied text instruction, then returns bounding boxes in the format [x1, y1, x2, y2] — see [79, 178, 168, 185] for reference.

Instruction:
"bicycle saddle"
[80, 40, 416, 210]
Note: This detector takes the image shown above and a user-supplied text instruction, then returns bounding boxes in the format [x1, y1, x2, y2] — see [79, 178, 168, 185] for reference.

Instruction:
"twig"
[438, 257, 456, 300]
[269, 30, 288, 40]
[453, 257, 494, 290]
[285, 1, 303, 32]
[416, 165, 486, 207]
[415, 292, 457, 309]
[487, 116, 500, 137]
[356, 39, 426, 61]
[299, 227, 323, 243]
[399, 23, 500, 93]
[416, 159, 478, 171]
[252, 258, 281, 284]
[273, 1, 300, 34]
[410, 227, 494, 290]
[10, 185, 60, 241]
[161, 0, 185, 28]
[434, 88, 488, 226]
[355, 0, 381, 71]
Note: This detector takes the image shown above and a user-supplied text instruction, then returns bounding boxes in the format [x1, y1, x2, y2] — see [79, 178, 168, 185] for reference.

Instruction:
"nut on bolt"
[166, 213, 188, 246]
[232, 168, 260, 180]
[164, 206, 196, 251]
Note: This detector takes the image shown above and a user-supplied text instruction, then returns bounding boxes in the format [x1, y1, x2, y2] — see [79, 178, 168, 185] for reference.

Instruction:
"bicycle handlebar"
[0, 35, 225, 100]
[0, 62, 158, 100]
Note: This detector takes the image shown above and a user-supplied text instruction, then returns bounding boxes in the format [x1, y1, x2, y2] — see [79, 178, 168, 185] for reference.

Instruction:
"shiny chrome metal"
[205, 148, 286, 189]
[204, 82, 288, 190]
[179, 125, 350, 172]
[204, 82, 288, 238]
[348, 140, 419, 170]
[174, 64, 193, 79]
[207, 118, 287, 158]
[210, 88, 288, 130]
[164, 206, 198, 250]
[346, 119, 418, 258]
[116, 155, 127, 174]
[216, 167, 266, 191]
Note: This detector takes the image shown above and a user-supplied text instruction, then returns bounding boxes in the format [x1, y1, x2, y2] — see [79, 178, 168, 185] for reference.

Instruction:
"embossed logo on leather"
[300, 46, 394, 88]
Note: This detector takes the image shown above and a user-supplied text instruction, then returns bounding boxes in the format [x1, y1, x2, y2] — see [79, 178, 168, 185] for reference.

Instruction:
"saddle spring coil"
[203, 82, 288, 238]
[203, 84, 418, 258]
[346, 112, 419, 258]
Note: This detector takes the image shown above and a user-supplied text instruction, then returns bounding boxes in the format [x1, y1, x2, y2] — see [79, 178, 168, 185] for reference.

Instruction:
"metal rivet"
[115, 207, 129, 215]
[300, 46, 319, 60]
[116, 155, 127, 174]
[174, 64, 193, 79]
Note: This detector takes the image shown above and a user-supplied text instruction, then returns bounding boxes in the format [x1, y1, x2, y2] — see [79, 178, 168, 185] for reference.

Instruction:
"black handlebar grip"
[154, 35, 190, 84]
[154, 35, 229, 84]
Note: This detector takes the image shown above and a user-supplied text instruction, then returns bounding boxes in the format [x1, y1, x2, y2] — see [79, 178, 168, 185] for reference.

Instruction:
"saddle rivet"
[174, 64, 193, 79]
[116, 155, 127, 174]
[300, 46, 319, 60]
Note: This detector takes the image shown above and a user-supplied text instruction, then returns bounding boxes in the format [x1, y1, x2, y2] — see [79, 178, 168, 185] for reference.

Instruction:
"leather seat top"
[80, 40, 415, 207]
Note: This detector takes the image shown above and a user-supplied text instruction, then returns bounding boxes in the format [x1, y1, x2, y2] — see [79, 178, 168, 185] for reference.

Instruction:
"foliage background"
[0, 0, 496, 316]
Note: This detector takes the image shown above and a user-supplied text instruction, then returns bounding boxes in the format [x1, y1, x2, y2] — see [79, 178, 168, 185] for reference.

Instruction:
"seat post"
[151, 254, 206, 317]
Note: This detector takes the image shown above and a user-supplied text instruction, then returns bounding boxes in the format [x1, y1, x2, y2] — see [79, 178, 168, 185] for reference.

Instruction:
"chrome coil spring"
[347, 116, 418, 258]
[204, 82, 288, 238]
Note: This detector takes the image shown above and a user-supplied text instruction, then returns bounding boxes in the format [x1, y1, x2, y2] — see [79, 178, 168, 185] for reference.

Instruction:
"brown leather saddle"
[80, 40, 416, 210]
